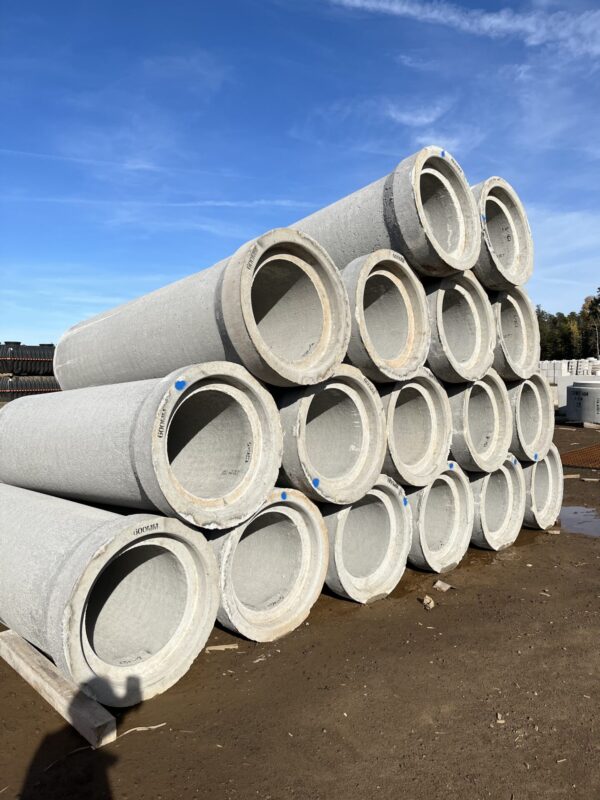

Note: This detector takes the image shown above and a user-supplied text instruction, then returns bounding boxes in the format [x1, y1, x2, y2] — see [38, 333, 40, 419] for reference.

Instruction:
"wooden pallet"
[0, 630, 116, 748]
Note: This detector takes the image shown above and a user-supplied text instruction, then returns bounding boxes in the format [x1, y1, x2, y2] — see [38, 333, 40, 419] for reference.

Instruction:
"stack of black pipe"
[0, 342, 60, 402]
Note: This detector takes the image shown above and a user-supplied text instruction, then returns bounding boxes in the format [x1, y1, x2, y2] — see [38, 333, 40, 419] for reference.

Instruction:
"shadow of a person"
[18, 675, 141, 800]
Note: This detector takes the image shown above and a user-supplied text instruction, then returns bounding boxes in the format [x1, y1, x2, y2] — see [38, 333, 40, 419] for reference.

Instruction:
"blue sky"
[1, 0, 599, 344]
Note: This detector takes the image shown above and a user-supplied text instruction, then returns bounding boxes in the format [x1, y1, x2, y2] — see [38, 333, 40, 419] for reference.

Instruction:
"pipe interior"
[485, 195, 516, 269]
[441, 287, 477, 364]
[392, 385, 434, 466]
[467, 384, 496, 457]
[305, 387, 363, 479]
[420, 166, 460, 254]
[533, 460, 551, 516]
[519, 382, 542, 448]
[484, 470, 511, 533]
[423, 478, 457, 552]
[251, 257, 324, 363]
[167, 389, 253, 499]
[500, 296, 526, 365]
[341, 495, 392, 579]
[85, 545, 187, 667]
[231, 512, 303, 610]
[363, 270, 410, 360]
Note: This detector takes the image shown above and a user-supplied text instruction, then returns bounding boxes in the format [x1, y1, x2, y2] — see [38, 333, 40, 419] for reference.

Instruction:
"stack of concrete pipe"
[0, 145, 562, 710]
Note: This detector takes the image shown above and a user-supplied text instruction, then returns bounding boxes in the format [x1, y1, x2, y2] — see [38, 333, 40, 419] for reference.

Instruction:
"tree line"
[536, 287, 600, 361]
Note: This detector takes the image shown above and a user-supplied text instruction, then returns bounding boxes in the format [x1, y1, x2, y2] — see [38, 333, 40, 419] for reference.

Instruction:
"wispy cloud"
[0, 193, 314, 209]
[395, 52, 439, 71]
[384, 98, 453, 127]
[142, 52, 230, 94]
[330, 0, 600, 59]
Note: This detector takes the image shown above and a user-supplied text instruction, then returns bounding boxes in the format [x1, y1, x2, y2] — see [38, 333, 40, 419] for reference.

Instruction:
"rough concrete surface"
[1, 427, 599, 800]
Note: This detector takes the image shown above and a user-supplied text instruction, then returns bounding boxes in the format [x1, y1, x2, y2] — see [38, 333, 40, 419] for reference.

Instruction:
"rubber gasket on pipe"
[277, 364, 387, 504]
[341, 249, 430, 382]
[322, 474, 412, 603]
[207, 488, 328, 642]
[405, 460, 474, 573]
[472, 177, 533, 290]
[469, 454, 526, 550]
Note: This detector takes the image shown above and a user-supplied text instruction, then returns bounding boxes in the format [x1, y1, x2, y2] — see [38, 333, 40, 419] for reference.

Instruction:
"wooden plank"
[0, 630, 116, 748]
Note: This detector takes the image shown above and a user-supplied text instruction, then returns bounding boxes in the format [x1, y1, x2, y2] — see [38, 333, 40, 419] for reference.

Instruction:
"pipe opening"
[485, 196, 516, 269]
[251, 257, 324, 363]
[392, 386, 434, 466]
[423, 479, 457, 552]
[484, 470, 511, 534]
[441, 288, 477, 364]
[519, 382, 542, 448]
[500, 296, 526, 365]
[167, 389, 253, 499]
[305, 387, 363, 479]
[420, 167, 461, 254]
[232, 512, 303, 611]
[85, 545, 187, 667]
[342, 495, 391, 579]
[363, 271, 409, 360]
[467, 384, 496, 456]
[533, 460, 551, 516]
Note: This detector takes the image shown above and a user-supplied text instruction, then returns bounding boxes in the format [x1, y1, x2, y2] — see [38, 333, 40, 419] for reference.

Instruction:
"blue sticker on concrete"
[281, 491, 288, 501]
[312, 477, 320, 488]
[175, 380, 187, 391]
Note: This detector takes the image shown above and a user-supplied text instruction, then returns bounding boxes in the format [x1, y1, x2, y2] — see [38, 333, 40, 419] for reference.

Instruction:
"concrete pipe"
[426, 270, 496, 383]
[322, 475, 412, 603]
[491, 286, 540, 380]
[0, 362, 282, 530]
[341, 249, 430, 382]
[380, 367, 452, 487]
[469, 455, 526, 550]
[54, 229, 351, 389]
[207, 488, 328, 642]
[0, 484, 219, 707]
[294, 146, 480, 278]
[277, 364, 387, 504]
[522, 444, 564, 530]
[472, 177, 534, 290]
[506, 373, 554, 462]
[447, 368, 513, 473]
[405, 461, 474, 573]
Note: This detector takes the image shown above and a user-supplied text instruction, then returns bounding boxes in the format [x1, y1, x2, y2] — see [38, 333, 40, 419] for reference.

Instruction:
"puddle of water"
[559, 506, 600, 537]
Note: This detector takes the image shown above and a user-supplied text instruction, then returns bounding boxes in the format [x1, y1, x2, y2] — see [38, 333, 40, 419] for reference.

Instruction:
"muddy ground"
[0, 427, 599, 800]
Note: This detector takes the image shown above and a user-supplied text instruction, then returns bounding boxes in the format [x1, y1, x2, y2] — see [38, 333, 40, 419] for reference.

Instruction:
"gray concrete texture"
[207, 488, 328, 641]
[491, 286, 540, 380]
[341, 249, 431, 382]
[321, 474, 412, 603]
[426, 270, 496, 383]
[447, 368, 513, 473]
[380, 367, 453, 487]
[405, 461, 475, 573]
[0, 362, 283, 530]
[469, 455, 526, 550]
[522, 444, 564, 530]
[294, 146, 481, 278]
[54, 228, 351, 390]
[471, 177, 534, 290]
[277, 365, 387, 504]
[506, 373, 554, 462]
[0, 484, 219, 706]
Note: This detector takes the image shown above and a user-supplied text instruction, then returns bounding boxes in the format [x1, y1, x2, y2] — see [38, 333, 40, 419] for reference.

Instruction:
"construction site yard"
[0, 426, 598, 800]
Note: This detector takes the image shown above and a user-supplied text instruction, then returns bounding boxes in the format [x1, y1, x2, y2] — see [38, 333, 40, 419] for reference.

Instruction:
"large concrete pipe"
[380, 367, 452, 486]
[294, 146, 480, 278]
[322, 475, 412, 603]
[447, 368, 512, 473]
[277, 364, 386, 504]
[405, 461, 474, 573]
[491, 286, 540, 380]
[340, 249, 430, 382]
[54, 229, 351, 390]
[471, 177, 533, 290]
[506, 373, 554, 462]
[469, 455, 526, 550]
[0, 484, 219, 707]
[522, 444, 564, 529]
[207, 488, 328, 641]
[426, 270, 496, 383]
[0, 363, 282, 530]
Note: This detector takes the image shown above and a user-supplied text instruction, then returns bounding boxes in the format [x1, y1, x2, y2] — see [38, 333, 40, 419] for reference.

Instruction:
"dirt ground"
[1, 427, 599, 800]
